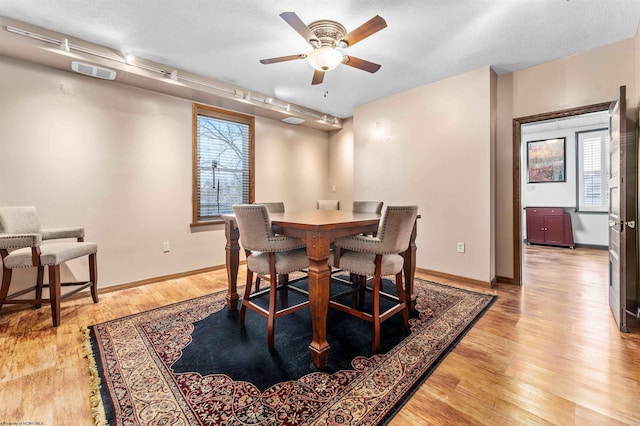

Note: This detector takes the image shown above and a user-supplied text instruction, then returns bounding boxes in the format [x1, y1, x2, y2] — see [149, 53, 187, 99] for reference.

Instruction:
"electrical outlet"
[163, 241, 170, 253]
[456, 242, 465, 253]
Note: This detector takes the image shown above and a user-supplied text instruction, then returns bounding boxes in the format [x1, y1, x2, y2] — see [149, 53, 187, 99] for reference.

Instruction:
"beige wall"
[349, 33, 638, 284]
[0, 55, 330, 290]
[2, 30, 639, 292]
[511, 38, 638, 120]
[254, 118, 329, 211]
[495, 73, 515, 279]
[495, 35, 639, 280]
[353, 66, 495, 283]
[327, 117, 355, 209]
[490, 69, 497, 282]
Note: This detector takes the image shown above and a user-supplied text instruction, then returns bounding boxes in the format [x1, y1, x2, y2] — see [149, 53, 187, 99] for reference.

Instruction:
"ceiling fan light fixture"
[307, 46, 343, 72]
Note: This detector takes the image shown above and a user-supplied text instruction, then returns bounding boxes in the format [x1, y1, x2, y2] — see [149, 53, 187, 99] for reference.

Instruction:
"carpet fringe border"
[81, 326, 108, 426]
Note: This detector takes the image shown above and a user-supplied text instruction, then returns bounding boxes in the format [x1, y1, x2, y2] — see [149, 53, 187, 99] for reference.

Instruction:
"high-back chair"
[352, 201, 383, 214]
[253, 202, 287, 290]
[352, 200, 383, 237]
[328, 205, 418, 353]
[317, 199, 340, 210]
[233, 204, 310, 350]
[257, 202, 285, 214]
[331, 201, 384, 281]
[0, 206, 98, 327]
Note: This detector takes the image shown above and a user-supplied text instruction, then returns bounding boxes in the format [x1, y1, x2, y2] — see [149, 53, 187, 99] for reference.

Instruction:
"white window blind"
[578, 129, 609, 212]
[193, 104, 254, 223]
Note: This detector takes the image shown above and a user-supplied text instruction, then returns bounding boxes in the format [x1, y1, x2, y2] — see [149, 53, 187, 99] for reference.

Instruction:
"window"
[192, 103, 254, 224]
[577, 129, 609, 212]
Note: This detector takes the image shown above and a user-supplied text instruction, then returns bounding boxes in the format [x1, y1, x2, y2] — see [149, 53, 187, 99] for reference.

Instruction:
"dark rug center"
[172, 278, 425, 391]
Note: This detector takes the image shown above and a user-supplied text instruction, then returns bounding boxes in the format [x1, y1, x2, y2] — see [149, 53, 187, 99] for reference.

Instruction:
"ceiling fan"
[260, 12, 387, 85]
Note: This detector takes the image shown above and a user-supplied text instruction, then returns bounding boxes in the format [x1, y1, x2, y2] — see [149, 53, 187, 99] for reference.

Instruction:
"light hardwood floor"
[1, 245, 639, 425]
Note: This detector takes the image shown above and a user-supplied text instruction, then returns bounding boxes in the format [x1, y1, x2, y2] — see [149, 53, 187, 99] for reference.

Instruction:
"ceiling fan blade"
[341, 15, 387, 47]
[260, 54, 307, 64]
[343, 56, 382, 73]
[311, 69, 325, 85]
[280, 12, 317, 45]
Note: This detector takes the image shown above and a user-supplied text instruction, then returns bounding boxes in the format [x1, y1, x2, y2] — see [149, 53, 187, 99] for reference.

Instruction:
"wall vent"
[282, 117, 305, 125]
[71, 61, 116, 80]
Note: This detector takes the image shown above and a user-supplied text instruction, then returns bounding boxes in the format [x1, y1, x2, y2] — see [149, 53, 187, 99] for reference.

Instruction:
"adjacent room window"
[192, 103, 254, 224]
[577, 128, 609, 212]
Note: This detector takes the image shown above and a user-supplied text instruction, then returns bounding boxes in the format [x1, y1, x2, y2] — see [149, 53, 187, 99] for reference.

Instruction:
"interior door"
[608, 85, 636, 332]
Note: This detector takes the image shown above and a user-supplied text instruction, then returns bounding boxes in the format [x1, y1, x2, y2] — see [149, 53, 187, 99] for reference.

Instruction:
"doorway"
[521, 110, 610, 246]
[511, 102, 610, 286]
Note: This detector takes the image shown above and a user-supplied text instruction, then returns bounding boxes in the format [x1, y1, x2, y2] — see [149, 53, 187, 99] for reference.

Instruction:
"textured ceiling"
[0, 0, 639, 118]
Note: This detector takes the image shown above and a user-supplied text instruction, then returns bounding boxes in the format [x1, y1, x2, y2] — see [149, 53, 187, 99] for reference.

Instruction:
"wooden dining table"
[222, 209, 418, 369]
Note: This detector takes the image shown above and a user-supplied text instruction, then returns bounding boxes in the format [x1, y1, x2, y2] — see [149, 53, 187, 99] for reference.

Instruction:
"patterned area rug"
[85, 278, 495, 425]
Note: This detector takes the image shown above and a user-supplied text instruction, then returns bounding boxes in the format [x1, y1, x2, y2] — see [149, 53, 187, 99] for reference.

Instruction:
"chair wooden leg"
[372, 269, 382, 354]
[396, 272, 409, 330]
[267, 253, 277, 351]
[49, 265, 62, 327]
[239, 269, 253, 329]
[347, 273, 358, 308]
[356, 274, 367, 311]
[247, 249, 261, 293]
[278, 274, 289, 308]
[35, 266, 44, 309]
[0, 267, 12, 311]
[89, 253, 99, 303]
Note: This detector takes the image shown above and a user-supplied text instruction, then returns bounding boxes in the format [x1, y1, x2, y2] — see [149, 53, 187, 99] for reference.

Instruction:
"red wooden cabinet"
[525, 207, 574, 248]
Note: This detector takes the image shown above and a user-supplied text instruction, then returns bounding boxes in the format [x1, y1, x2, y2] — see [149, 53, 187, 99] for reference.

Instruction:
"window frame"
[576, 127, 609, 213]
[192, 103, 255, 225]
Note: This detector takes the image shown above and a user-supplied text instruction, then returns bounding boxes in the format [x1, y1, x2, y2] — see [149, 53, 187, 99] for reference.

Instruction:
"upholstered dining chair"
[317, 199, 340, 210]
[257, 202, 285, 214]
[253, 201, 286, 290]
[233, 204, 310, 350]
[331, 200, 386, 292]
[0, 206, 98, 327]
[352, 201, 383, 214]
[352, 200, 383, 237]
[328, 205, 418, 353]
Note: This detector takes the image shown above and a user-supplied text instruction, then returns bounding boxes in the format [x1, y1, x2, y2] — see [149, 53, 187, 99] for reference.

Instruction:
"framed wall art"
[526, 137, 566, 183]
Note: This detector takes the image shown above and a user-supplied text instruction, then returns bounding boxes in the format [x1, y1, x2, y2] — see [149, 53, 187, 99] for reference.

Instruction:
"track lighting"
[163, 69, 178, 80]
[5, 25, 342, 128]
